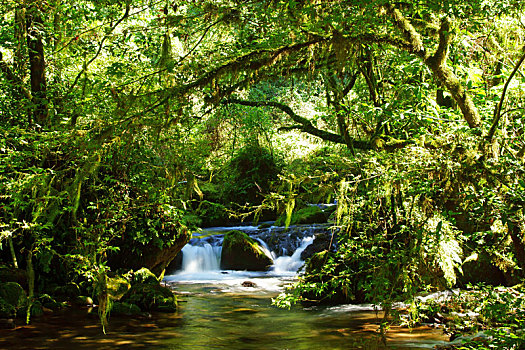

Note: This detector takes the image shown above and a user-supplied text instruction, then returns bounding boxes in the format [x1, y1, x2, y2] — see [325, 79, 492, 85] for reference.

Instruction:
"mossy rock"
[38, 294, 65, 310]
[275, 206, 327, 226]
[458, 252, 508, 287]
[220, 230, 273, 271]
[121, 283, 177, 312]
[0, 297, 16, 318]
[0, 282, 27, 310]
[132, 268, 159, 285]
[111, 301, 142, 316]
[107, 276, 131, 300]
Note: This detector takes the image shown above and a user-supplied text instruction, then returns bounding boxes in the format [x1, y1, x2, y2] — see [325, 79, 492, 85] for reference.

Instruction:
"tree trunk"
[15, 6, 28, 78]
[27, 5, 48, 126]
[509, 220, 525, 276]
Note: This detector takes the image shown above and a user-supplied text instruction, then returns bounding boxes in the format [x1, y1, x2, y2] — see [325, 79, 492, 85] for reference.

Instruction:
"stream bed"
[0, 225, 451, 349]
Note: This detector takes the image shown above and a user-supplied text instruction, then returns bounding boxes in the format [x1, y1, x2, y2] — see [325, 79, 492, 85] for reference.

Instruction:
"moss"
[121, 283, 177, 312]
[0, 297, 16, 318]
[111, 301, 142, 316]
[0, 282, 27, 310]
[275, 206, 327, 226]
[107, 276, 131, 300]
[221, 230, 273, 271]
[132, 268, 158, 285]
[38, 294, 65, 310]
[222, 230, 259, 253]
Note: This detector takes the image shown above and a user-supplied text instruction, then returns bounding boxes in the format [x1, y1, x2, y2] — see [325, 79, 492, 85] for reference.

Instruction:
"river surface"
[0, 225, 450, 349]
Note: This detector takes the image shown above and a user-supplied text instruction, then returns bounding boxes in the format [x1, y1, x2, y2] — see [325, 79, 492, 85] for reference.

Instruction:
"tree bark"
[14, 6, 28, 77]
[27, 4, 48, 126]
[509, 220, 525, 276]
[385, 6, 482, 129]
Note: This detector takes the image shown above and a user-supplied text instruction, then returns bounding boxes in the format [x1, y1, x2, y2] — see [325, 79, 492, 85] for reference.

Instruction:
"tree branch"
[487, 44, 525, 142]
[223, 98, 371, 149]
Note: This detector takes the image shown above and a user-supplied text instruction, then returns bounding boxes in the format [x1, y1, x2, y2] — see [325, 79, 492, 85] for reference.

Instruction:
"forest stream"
[0, 225, 449, 350]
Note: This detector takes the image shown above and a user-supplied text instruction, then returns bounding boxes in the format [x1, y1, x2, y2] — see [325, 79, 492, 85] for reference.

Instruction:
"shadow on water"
[0, 283, 448, 350]
[0, 227, 449, 349]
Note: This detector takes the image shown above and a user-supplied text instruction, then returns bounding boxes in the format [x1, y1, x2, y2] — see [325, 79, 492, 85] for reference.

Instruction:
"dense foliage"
[1, 0, 525, 344]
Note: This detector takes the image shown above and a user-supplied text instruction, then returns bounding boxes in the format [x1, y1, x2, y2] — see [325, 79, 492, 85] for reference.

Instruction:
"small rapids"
[164, 225, 316, 291]
[161, 224, 448, 349]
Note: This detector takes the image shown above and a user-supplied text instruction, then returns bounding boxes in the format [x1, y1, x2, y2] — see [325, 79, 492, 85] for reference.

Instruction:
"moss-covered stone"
[132, 268, 158, 285]
[111, 301, 142, 316]
[38, 294, 65, 310]
[275, 206, 327, 226]
[220, 230, 273, 271]
[0, 282, 27, 310]
[0, 297, 16, 318]
[107, 276, 131, 300]
[121, 283, 177, 312]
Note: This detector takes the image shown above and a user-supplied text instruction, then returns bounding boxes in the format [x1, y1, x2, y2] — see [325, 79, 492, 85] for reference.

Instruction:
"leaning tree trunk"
[27, 4, 48, 126]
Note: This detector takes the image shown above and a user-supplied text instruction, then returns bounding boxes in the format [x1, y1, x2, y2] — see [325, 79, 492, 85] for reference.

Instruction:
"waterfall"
[272, 236, 314, 273]
[180, 243, 222, 272]
[255, 238, 277, 260]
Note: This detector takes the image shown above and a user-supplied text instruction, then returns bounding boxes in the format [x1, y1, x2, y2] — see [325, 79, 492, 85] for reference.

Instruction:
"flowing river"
[0, 224, 449, 349]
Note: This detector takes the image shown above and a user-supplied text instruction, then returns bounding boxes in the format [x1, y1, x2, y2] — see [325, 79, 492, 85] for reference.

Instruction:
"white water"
[164, 230, 315, 291]
[179, 243, 221, 272]
[272, 235, 314, 274]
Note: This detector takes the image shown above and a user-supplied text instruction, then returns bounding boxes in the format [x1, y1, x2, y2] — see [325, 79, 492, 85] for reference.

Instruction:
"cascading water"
[165, 224, 321, 287]
[272, 235, 314, 274]
[179, 243, 221, 272]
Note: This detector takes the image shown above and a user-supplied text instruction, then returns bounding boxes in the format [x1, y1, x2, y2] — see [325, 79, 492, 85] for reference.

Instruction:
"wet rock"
[241, 281, 257, 288]
[121, 283, 177, 312]
[73, 296, 94, 306]
[38, 294, 64, 310]
[107, 228, 191, 276]
[53, 282, 81, 300]
[458, 252, 508, 286]
[165, 251, 183, 274]
[301, 232, 337, 261]
[220, 230, 273, 271]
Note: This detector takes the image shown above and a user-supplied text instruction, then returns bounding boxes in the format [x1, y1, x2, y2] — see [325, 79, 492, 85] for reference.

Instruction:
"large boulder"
[120, 283, 177, 312]
[0, 282, 28, 319]
[301, 232, 337, 261]
[220, 230, 273, 271]
[458, 252, 509, 287]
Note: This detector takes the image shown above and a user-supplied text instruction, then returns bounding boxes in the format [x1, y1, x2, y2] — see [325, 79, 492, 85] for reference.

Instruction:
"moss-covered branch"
[383, 6, 482, 129]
